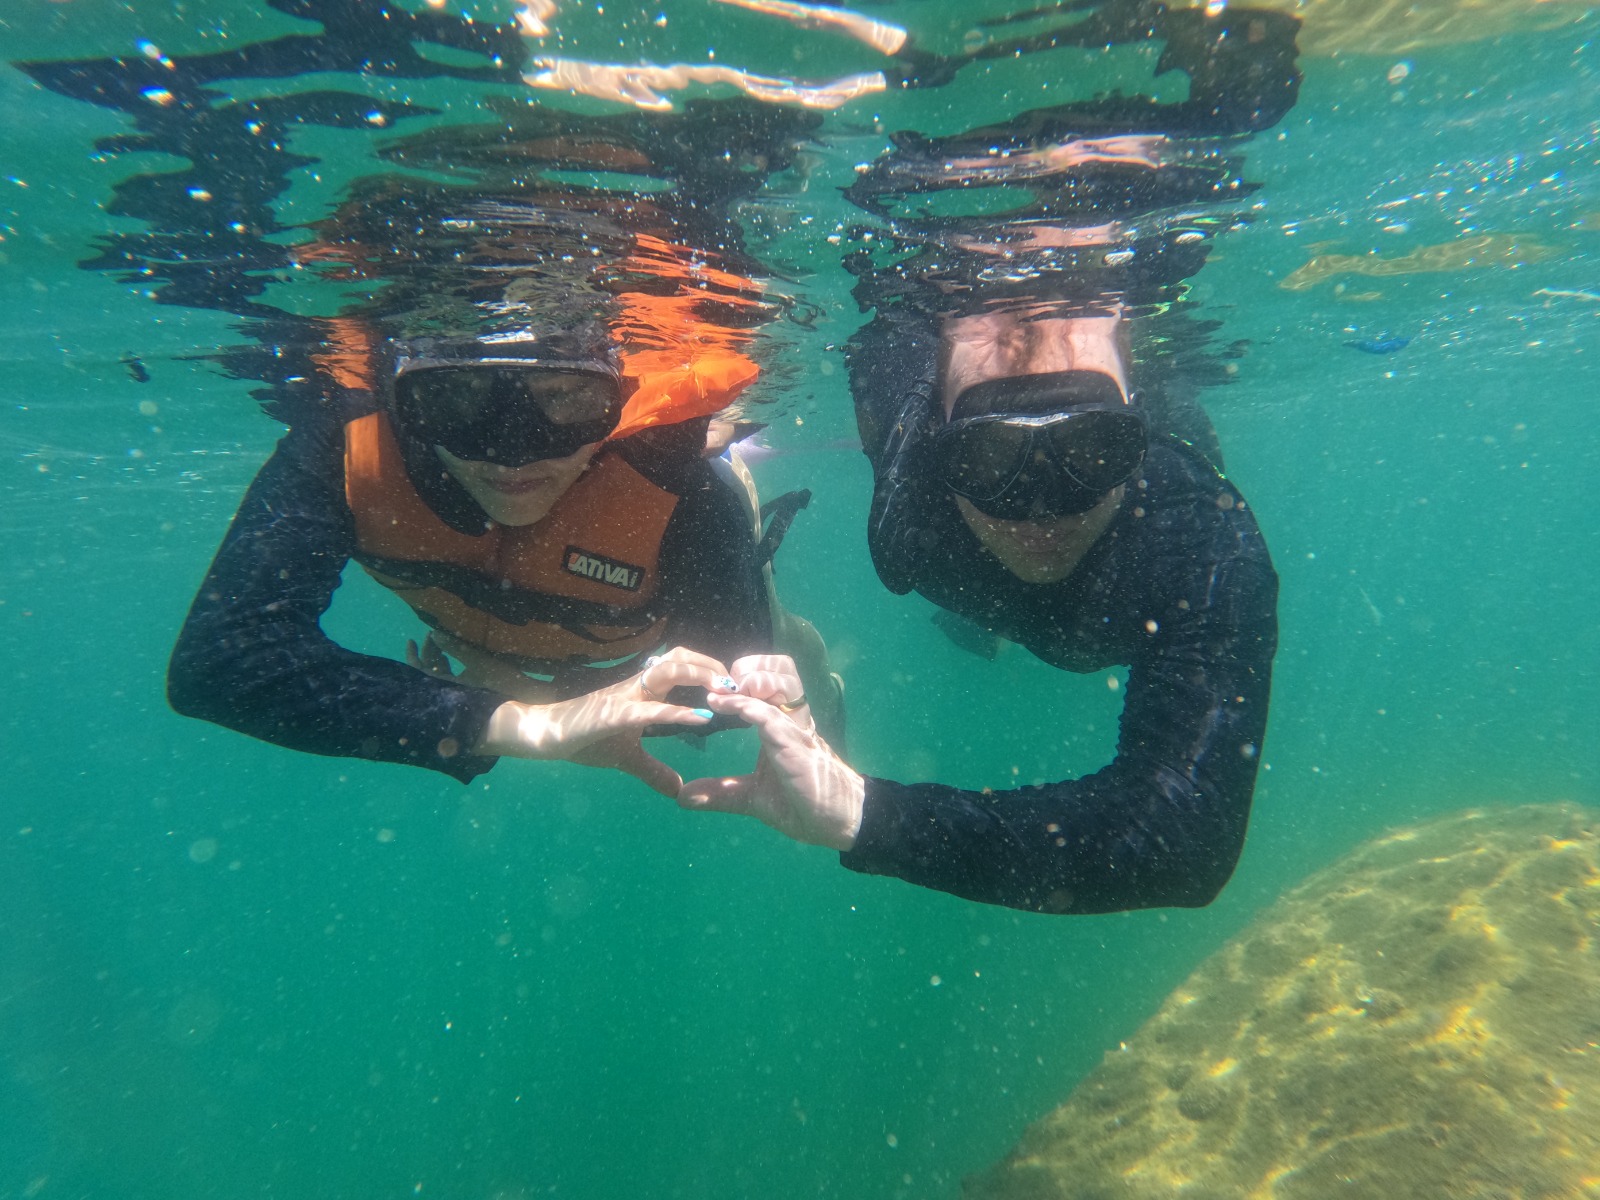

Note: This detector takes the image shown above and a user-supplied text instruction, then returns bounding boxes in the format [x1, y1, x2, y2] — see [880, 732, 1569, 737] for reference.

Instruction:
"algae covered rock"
[968, 804, 1600, 1200]
[1165, 0, 1589, 57]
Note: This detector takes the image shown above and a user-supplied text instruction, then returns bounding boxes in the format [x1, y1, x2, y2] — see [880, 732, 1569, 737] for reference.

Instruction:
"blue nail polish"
[714, 675, 737, 691]
[692, 708, 714, 720]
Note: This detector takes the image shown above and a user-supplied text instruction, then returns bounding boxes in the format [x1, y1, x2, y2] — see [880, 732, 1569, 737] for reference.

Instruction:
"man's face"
[953, 488, 1124, 584]
[935, 306, 1132, 578]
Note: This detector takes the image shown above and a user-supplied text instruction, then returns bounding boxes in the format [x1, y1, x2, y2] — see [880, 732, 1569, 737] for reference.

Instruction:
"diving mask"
[933, 370, 1146, 519]
[392, 361, 623, 466]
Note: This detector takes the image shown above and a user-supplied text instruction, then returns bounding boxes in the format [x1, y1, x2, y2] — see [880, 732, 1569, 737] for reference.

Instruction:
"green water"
[2, 3, 1597, 1197]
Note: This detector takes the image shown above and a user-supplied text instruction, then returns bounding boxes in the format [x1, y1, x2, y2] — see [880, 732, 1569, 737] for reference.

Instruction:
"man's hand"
[477, 646, 738, 796]
[678, 654, 864, 850]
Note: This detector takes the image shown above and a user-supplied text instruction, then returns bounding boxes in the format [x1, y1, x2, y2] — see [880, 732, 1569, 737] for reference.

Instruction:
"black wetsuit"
[838, 438, 1273, 915]
[831, 0, 1294, 915]
[840, 364, 1277, 914]
[167, 401, 771, 782]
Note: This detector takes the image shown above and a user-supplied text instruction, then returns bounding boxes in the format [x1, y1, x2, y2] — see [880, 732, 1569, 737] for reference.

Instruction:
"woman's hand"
[678, 654, 864, 850]
[477, 646, 738, 796]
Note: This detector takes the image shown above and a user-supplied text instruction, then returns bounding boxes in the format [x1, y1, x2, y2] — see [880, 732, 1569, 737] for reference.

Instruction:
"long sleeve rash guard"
[839, 440, 1279, 914]
[167, 403, 771, 781]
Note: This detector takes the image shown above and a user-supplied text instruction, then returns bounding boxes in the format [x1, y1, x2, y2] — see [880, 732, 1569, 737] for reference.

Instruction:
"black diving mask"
[933, 370, 1147, 520]
[393, 364, 623, 466]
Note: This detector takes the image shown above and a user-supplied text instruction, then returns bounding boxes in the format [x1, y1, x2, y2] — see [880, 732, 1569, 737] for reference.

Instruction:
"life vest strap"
[757, 488, 812, 567]
[353, 551, 666, 643]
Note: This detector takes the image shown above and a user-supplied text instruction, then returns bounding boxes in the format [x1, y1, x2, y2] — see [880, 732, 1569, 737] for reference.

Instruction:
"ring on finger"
[776, 694, 808, 713]
[639, 656, 666, 702]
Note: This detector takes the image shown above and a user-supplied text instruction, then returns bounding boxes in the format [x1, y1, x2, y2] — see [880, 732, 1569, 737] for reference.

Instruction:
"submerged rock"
[1164, 0, 1589, 57]
[968, 803, 1600, 1200]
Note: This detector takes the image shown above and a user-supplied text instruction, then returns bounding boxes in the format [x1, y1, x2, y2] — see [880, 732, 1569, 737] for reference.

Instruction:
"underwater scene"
[2, 0, 1597, 1197]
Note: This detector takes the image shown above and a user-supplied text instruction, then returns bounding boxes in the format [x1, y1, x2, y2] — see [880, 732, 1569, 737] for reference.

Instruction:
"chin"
[1000, 553, 1077, 584]
[491, 500, 558, 527]
[474, 486, 560, 526]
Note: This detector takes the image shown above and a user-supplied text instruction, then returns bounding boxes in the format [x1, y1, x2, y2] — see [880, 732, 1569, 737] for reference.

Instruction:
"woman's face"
[435, 440, 600, 527]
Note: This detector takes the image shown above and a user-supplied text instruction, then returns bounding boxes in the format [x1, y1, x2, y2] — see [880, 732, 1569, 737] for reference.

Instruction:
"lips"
[981, 515, 1065, 550]
[490, 477, 549, 495]
[1007, 531, 1066, 557]
[479, 470, 556, 495]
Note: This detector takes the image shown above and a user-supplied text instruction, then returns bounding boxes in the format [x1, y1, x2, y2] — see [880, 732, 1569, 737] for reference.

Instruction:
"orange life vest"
[344, 410, 679, 666]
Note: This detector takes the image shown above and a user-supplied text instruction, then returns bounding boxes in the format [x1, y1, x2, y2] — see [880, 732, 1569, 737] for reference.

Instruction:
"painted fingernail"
[714, 675, 737, 691]
[691, 708, 715, 720]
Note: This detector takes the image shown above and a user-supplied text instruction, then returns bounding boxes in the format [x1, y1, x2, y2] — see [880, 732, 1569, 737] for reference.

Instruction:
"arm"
[683, 491, 1278, 914]
[166, 408, 506, 781]
[843, 551, 1278, 913]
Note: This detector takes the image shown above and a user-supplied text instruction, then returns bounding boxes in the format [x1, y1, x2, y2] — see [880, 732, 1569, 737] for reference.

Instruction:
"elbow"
[1141, 770, 1252, 909]
[1114, 804, 1247, 912]
[1157, 826, 1246, 909]
[1165, 858, 1236, 909]
[166, 653, 209, 722]
[1027, 838, 1242, 916]
[1093, 857, 1234, 915]
[166, 628, 228, 724]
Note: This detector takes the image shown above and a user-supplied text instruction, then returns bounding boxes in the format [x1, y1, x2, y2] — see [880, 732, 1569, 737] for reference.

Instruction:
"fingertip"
[642, 703, 715, 726]
[678, 774, 735, 806]
[677, 777, 719, 807]
[630, 758, 682, 798]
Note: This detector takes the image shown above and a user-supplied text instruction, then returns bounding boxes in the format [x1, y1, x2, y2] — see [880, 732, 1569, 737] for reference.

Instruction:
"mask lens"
[527, 372, 621, 425]
[936, 410, 1145, 520]
[934, 420, 1033, 501]
[394, 367, 620, 465]
[1043, 410, 1146, 494]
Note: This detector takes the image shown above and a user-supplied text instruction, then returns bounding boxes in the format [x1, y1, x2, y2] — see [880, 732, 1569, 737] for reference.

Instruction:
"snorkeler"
[166, 319, 827, 795]
[92, 68, 844, 794]
[673, 2, 1295, 913]
[681, 304, 1278, 912]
